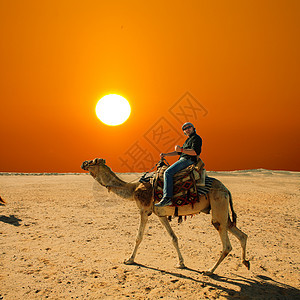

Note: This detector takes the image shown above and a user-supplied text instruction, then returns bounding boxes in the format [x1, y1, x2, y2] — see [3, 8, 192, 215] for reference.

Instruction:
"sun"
[95, 94, 131, 126]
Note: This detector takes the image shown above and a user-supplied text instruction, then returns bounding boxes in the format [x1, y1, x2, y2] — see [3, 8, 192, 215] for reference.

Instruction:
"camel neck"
[93, 166, 137, 199]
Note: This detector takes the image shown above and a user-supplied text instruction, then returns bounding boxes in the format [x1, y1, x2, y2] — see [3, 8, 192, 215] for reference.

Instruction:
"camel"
[81, 158, 250, 274]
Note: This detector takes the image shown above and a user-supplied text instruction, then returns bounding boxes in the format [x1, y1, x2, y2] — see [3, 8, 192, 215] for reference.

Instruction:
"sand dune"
[0, 170, 299, 299]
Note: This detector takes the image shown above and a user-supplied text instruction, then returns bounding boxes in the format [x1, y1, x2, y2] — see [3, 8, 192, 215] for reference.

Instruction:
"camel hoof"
[203, 270, 214, 276]
[176, 263, 186, 269]
[243, 260, 250, 270]
[124, 259, 136, 265]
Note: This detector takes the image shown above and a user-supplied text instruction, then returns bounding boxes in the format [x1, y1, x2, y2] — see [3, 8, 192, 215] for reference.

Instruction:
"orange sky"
[1, 0, 299, 173]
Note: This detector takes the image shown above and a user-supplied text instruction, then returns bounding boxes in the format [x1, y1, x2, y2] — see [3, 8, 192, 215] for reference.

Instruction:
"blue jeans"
[163, 157, 194, 198]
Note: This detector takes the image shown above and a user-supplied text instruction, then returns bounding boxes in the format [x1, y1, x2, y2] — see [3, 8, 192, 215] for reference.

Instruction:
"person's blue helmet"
[181, 122, 195, 131]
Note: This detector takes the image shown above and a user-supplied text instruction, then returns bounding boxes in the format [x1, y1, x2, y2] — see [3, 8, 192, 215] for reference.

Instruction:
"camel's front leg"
[159, 216, 186, 269]
[124, 211, 149, 265]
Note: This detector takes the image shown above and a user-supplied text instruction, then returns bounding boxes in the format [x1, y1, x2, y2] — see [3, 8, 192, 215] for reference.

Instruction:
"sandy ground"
[0, 170, 299, 299]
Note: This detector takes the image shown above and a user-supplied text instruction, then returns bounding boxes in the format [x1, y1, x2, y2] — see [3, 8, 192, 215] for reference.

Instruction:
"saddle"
[153, 158, 206, 207]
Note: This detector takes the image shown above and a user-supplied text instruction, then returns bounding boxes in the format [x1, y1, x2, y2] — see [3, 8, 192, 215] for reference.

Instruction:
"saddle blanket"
[197, 176, 215, 197]
[153, 164, 215, 207]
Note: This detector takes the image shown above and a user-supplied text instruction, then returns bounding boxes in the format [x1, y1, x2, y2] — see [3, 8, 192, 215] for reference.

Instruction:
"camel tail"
[228, 191, 237, 227]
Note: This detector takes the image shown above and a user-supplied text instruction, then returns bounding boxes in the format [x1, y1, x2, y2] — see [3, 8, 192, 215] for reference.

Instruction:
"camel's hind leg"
[124, 210, 149, 265]
[205, 222, 232, 275]
[159, 216, 186, 269]
[228, 225, 250, 270]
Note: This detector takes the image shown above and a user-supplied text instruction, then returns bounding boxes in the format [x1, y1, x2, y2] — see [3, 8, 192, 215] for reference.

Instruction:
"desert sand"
[0, 170, 299, 299]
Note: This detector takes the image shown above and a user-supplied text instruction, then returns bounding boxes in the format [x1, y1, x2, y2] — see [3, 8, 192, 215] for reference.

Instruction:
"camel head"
[81, 158, 106, 171]
[81, 158, 126, 189]
[81, 158, 107, 179]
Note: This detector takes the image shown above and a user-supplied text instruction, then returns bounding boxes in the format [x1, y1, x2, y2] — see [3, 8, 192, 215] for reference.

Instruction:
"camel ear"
[98, 158, 106, 165]
[93, 158, 106, 165]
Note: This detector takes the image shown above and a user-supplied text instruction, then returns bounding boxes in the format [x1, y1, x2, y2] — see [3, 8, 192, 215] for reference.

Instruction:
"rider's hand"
[160, 153, 165, 158]
[175, 145, 182, 152]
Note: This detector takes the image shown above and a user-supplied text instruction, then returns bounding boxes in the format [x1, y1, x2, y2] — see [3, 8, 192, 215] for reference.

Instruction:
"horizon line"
[0, 168, 299, 176]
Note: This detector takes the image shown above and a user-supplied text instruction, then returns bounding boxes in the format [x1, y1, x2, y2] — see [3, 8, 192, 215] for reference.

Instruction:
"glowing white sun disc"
[95, 94, 131, 126]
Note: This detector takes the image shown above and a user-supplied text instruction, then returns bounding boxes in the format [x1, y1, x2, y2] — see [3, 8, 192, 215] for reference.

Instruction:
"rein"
[100, 158, 170, 189]
[139, 157, 170, 183]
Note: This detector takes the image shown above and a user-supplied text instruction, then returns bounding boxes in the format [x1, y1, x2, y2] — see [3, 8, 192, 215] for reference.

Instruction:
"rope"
[104, 158, 169, 188]
[139, 158, 170, 183]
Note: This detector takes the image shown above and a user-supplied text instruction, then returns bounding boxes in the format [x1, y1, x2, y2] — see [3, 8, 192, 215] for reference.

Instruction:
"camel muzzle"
[81, 161, 91, 170]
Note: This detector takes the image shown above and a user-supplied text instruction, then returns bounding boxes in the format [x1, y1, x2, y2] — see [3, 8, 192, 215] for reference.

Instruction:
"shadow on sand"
[0, 215, 22, 226]
[132, 263, 299, 299]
